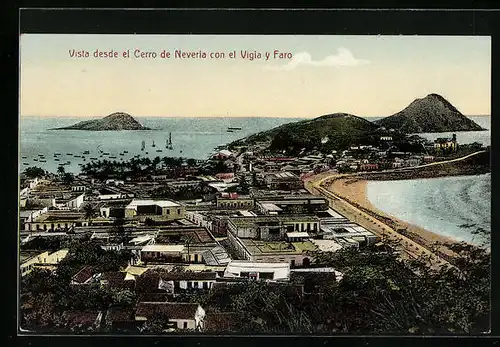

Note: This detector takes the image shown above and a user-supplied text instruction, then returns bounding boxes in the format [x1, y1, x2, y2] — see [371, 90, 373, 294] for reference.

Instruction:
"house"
[99, 271, 136, 291]
[223, 260, 291, 281]
[262, 171, 304, 190]
[24, 210, 88, 232]
[215, 173, 235, 182]
[255, 194, 328, 215]
[434, 134, 458, 151]
[227, 215, 321, 240]
[71, 265, 98, 285]
[359, 163, 379, 171]
[105, 307, 136, 332]
[135, 302, 206, 331]
[211, 150, 234, 160]
[216, 194, 254, 210]
[65, 193, 85, 209]
[157, 271, 218, 294]
[140, 244, 185, 263]
[125, 199, 185, 221]
[99, 201, 128, 218]
[20, 249, 69, 276]
[202, 246, 231, 266]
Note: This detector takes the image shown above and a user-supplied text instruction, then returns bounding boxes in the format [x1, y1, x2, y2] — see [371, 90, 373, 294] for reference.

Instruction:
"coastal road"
[390, 150, 486, 172]
[305, 150, 488, 267]
[305, 176, 450, 269]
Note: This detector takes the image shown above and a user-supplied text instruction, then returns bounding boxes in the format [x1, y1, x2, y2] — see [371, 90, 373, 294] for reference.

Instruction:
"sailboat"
[141, 140, 145, 151]
[152, 140, 156, 148]
[166, 132, 173, 150]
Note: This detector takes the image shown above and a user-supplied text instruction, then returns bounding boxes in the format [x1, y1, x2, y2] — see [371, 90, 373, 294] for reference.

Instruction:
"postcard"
[19, 31, 491, 335]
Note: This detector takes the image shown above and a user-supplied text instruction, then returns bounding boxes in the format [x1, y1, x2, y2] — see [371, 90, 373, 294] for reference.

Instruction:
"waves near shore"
[367, 174, 491, 247]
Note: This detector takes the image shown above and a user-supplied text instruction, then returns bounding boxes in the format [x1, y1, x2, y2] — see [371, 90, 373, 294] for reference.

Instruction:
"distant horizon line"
[19, 114, 492, 119]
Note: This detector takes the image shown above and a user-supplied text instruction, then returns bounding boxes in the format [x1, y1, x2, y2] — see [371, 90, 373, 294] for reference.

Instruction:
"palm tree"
[57, 165, 65, 177]
[83, 203, 97, 225]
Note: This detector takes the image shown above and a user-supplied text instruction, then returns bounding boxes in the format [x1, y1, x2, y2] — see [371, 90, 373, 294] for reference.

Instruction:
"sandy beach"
[328, 177, 459, 257]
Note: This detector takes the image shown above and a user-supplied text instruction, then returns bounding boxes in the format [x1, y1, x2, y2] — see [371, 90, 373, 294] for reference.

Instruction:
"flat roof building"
[223, 260, 291, 281]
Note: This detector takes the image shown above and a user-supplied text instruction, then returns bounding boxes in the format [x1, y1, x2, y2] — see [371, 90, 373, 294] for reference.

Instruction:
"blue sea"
[19, 117, 305, 174]
[367, 174, 491, 247]
[365, 116, 491, 246]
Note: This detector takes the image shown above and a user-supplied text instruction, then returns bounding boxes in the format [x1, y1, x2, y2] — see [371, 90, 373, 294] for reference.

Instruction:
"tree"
[62, 172, 74, 185]
[112, 289, 136, 307]
[83, 203, 97, 225]
[57, 165, 65, 176]
[24, 166, 45, 179]
[140, 311, 171, 334]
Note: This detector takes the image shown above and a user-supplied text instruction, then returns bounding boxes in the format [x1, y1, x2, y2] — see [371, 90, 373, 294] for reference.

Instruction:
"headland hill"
[49, 112, 151, 131]
[228, 93, 490, 179]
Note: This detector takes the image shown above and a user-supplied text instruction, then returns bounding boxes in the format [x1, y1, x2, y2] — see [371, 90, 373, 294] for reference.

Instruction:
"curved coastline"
[321, 151, 491, 257]
[366, 174, 490, 247]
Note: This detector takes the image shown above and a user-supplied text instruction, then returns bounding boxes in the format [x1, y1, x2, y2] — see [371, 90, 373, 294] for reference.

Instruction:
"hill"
[375, 94, 485, 133]
[50, 112, 151, 131]
[231, 113, 379, 154]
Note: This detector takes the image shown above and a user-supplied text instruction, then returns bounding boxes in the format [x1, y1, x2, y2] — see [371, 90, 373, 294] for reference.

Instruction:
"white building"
[223, 260, 290, 281]
[20, 249, 69, 277]
[136, 303, 205, 331]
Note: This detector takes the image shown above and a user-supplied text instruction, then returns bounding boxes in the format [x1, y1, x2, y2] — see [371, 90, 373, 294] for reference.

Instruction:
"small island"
[49, 112, 151, 131]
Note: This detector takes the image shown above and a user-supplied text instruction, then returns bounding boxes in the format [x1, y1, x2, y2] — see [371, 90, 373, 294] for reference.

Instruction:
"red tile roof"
[71, 266, 95, 284]
[106, 307, 135, 323]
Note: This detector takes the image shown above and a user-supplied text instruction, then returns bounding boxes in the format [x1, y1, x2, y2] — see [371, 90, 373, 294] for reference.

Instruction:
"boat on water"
[228, 127, 242, 130]
[166, 133, 173, 150]
[156, 149, 163, 152]
[83, 150, 90, 155]
[120, 153, 124, 156]
[54, 159, 60, 161]
[141, 140, 145, 151]
[145, 152, 149, 154]
[33, 158, 38, 161]
[23, 163, 29, 165]
[22, 156, 27, 159]
[110, 156, 117, 159]
[152, 140, 156, 148]
[103, 152, 110, 155]
[124, 150, 129, 153]
[227, 130, 234, 133]
[66, 153, 72, 155]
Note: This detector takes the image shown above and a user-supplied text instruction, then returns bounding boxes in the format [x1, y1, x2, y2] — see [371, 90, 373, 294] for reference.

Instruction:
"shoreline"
[326, 176, 482, 258]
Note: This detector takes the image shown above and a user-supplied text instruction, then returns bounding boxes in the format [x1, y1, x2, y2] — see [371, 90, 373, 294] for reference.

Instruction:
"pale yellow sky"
[20, 35, 491, 118]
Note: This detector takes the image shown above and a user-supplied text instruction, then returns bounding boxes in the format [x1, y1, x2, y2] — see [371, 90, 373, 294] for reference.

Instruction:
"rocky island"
[375, 93, 485, 133]
[49, 112, 151, 131]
